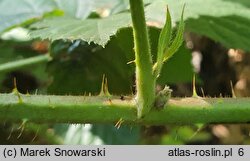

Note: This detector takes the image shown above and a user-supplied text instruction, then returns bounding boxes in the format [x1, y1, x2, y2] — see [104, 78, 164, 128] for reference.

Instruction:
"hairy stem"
[0, 54, 52, 73]
[129, 0, 155, 118]
[1, 93, 250, 125]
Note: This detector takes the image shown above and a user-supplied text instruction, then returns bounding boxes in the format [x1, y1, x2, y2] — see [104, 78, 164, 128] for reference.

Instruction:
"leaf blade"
[29, 13, 131, 46]
[146, 0, 250, 51]
[157, 6, 172, 60]
[163, 5, 185, 62]
[154, 6, 172, 77]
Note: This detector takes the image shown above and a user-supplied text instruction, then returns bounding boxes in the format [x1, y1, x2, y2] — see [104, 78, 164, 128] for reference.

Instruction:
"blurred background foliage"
[1, 0, 250, 144]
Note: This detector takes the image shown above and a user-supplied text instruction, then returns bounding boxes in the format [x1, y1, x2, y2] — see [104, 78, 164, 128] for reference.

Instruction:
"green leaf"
[228, 0, 250, 8]
[158, 7, 172, 58]
[0, 0, 55, 33]
[53, 0, 91, 19]
[7, 0, 250, 51]
[30, 13, 131, 47]
[28, 1, 155, 47]
[53, 0, 125, 18]
[186, 15, 250, 51]
[0, 0, 113, 33]
[163, 5, 185, 62]
[154, 6, 172, 76]
[146, 0, 250, 51]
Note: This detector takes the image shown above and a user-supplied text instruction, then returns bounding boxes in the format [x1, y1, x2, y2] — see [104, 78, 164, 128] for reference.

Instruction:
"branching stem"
[1, 94, 250, 124]
[129, 0, 155, 118]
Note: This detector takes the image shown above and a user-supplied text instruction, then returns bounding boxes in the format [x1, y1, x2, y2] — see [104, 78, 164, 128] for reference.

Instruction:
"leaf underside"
[27, 0, 250, 51]
[30, 13, 131, 47]
[146, 0, 250, 51]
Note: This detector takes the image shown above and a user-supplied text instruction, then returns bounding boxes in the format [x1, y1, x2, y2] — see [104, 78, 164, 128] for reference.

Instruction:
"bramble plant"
[130, 1, 185, 118]
[1, 0, 250, 144]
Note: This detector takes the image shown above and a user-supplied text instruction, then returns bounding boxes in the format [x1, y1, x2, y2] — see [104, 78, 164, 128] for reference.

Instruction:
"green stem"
[1, 93, 250, 125]
[0, 54, 52, 73]
[129, 0, 155, 118]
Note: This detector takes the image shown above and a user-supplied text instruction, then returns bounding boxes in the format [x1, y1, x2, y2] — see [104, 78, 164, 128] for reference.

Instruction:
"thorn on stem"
[12, 78, 23, 103]
[7, 126, 14, 140]
[127, 60, 136, 65]
[189, 124, 206, 140]
[192, 75, 199, 98]
[115, 118, 124, 129]
[17, 119, 28, 130]
[13, 77, 17, 89]
[17, 124, 25, 139]
[99, 74, 111, 96]
[230, 81, 236, 98]
[31, 126, 40, 142]
[108, 98, 112, 105]
[26, 90, 30, 96]
[35, 89, 38, 95]
[201, 87, 205, 97]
